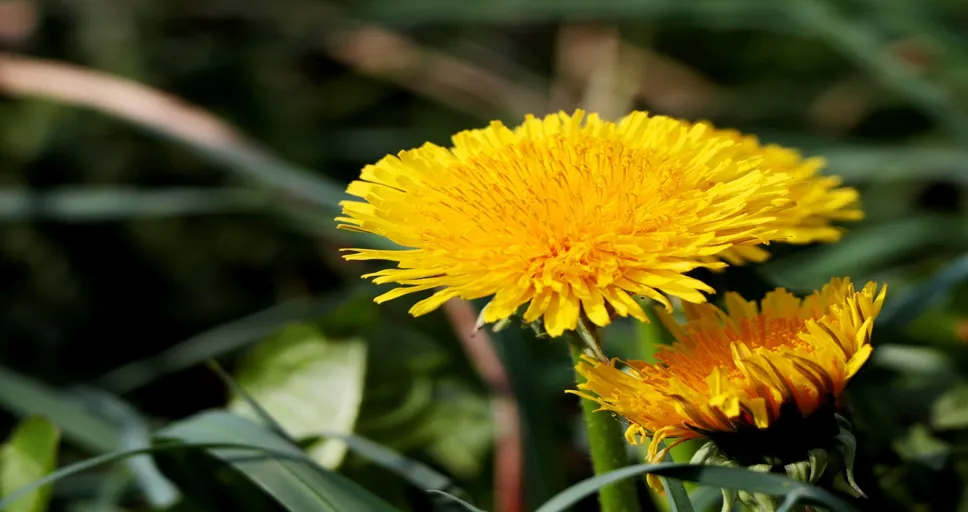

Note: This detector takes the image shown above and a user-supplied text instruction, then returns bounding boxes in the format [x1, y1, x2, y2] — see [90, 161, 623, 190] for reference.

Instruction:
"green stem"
[569, 325, 642, 512]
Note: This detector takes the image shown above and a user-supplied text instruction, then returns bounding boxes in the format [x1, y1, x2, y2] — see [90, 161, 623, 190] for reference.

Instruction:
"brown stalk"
[318, 17, 547, 118]
[0, 53, 256, 154]
[551, 23, 722, 118]
[0, 52, 350, 215]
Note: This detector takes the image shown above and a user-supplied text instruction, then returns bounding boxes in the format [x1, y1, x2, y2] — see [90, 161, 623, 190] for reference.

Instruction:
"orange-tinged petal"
[571, 278, 885, 462]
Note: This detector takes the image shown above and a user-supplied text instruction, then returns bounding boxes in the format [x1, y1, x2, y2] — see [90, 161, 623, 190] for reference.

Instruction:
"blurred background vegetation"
[3, 0, 968, 511]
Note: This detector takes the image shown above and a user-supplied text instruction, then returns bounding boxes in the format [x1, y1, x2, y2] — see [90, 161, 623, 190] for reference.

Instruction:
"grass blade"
[0, 441, 372, 510]
[228, 325, 367, 469]
[156, 411, 400, 512]
[535, 463, 859, 512]
[94, 294, 356, 393]
[350, 0, 786, 28]
[760, 216, 968, 291]
[211, 357, 473, 506]
[791, 0, 968, 145]
[0, 187, 269, 222]
[0, 54, 344, 210]
[0, 365, 121, 453]
[878, 252, 968, 328]
[0, 53, 396, 252]
[664, 475, 695, 512]
[425, 490, 486, 512]
[69, 387, 180, 508]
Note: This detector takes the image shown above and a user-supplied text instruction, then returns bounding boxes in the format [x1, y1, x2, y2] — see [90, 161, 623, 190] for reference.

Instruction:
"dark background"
[3, 1, 968, 511]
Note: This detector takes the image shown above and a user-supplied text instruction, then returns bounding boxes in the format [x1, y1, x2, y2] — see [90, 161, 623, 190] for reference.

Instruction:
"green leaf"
[0, 445, 186, 510]
[760, 216, 968, 291]
[69, 387, 180, 508]
[872, 344, 956, 376]
[487, 324, 569, 509]
[211, 359, 472, 506]
[349, 0, 788, 29]
[686, 486, 723, 512]
[933, 383, 968, 430]
[156, 411, 401, 512]
[0, 416, 60, 512]
[0, 440, 387, 511]
[0, 187, 269, 222]
[416, 380, 493, 479]
[892, 425, 950, 470]
[879, 253, 968, 329]
[425, 491, 486, 512]
[0, 365, 121, 453]
[534, 463, 859, 512]
[664, 477, 695, 512]
[635, 312, 696, 512]
[228, 324, 367, 469]
[791, 0, 968, 145]
[820, 146, 968, 185]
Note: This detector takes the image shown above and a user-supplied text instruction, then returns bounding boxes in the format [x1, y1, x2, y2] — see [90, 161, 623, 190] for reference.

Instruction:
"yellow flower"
[572, 277, 885, 490]
[704, 128, 863, 265]
[337, 110, 801, 337]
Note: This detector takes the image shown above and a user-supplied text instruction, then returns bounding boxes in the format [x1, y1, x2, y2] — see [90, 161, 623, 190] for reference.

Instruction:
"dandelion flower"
[338, 110, 801, 337]
[573, 277, 886, 491]
[704, 127, 863, 265]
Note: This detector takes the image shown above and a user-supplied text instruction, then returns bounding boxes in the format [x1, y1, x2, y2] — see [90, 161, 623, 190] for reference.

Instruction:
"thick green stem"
[569, 332, 642, 512]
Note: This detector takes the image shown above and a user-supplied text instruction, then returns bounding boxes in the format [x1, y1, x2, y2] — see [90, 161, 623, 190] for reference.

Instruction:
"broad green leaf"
[893, 425, 950, 471]
[872, 345, 956, 376]
[906, 310, 966, 345]
[0, 416, 61, 512]
[211, 359, 471, 508]
[228, 324, 367, 469]
[416, 380, 493, 479]
[933, 384, 968, 430]
[156, 411, 400, 512]
[534, 463, 859, 512]
[0, 365, 121, 454]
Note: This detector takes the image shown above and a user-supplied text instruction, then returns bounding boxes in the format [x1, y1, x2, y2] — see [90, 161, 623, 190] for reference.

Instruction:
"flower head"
[338, 110, 804, 337]
[572, 277, 885, 488]
[703, 127, 863, 265]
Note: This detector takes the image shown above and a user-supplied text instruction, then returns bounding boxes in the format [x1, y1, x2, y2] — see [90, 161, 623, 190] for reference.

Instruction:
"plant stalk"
[569, 321, 642, 512]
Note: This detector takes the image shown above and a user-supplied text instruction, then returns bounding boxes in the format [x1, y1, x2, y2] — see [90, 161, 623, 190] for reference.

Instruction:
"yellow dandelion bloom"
[573, 277, 885, 489]
[337, 110, 801, 337]
[704, 128, 863, 265]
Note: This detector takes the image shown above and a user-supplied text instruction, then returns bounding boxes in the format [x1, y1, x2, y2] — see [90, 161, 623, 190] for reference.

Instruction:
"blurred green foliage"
[4, 0, 968, 510]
